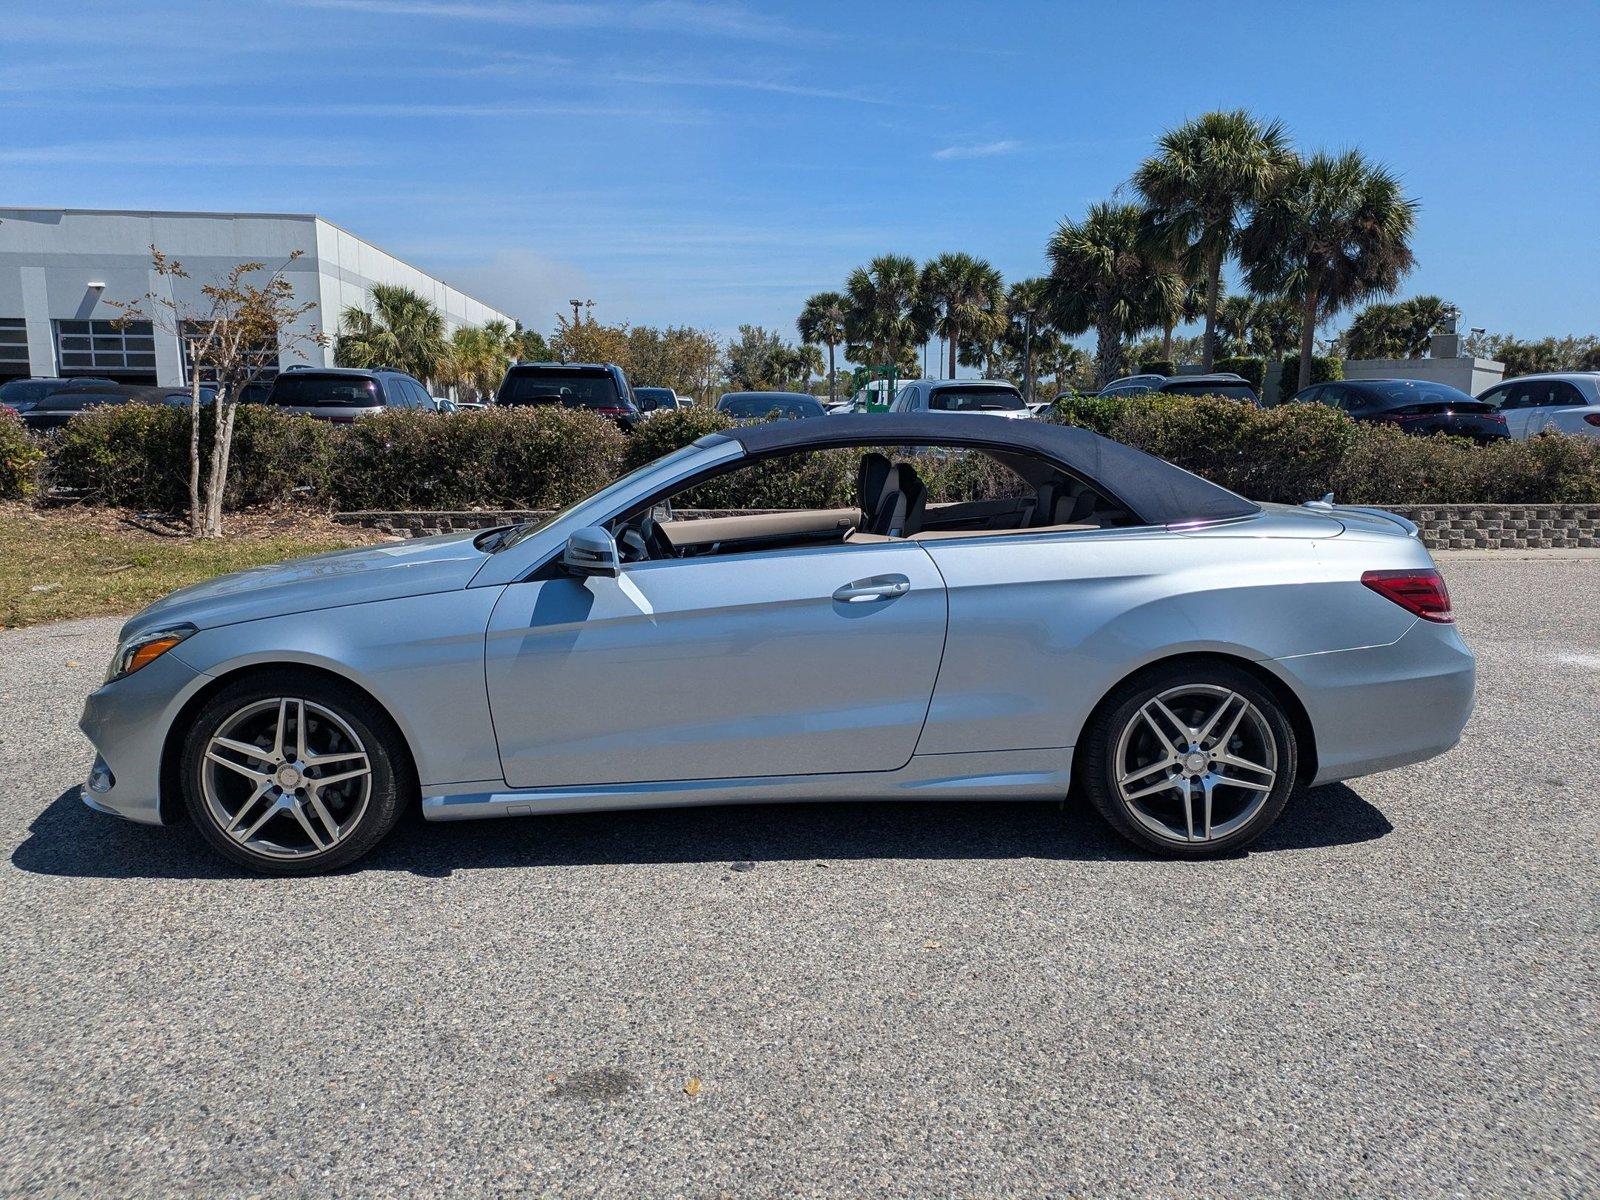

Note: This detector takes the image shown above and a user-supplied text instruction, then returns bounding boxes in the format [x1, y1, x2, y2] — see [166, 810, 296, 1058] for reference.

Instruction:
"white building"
[1341, 328, 1505, 398]
[0, 208, 515, 386]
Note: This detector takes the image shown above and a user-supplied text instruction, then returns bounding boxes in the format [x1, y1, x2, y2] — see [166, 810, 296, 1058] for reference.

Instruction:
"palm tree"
[446, 319, 515, 401]
[917, 253, 1005, 379]
[1243, 294, 1302, 358]
[844, 255, 924, 376]
[1133, 110, 1293, 370]
[999, 277, 1056, 399]
[335, 284, 448, 384]
[797, 291, 847, 404]
[1216, 293, 1256, 357]
[1153, 275, 1204, 364]
[1047, 202, 1183, 386]
[1241, 149, 1418, 391]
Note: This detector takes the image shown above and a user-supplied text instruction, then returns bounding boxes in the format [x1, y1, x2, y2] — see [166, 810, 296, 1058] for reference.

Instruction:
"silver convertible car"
[80, 414, 1475, 873]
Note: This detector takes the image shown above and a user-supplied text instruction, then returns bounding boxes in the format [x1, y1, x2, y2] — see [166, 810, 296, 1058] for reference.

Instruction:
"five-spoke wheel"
[1079, 663, 1297, 856]
[181, 672, 409, 874]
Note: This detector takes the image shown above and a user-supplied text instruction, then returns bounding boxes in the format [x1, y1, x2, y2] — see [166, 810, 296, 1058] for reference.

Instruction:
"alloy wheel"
[1112, 684, 1278, 845]
[200, 697, 373, 861]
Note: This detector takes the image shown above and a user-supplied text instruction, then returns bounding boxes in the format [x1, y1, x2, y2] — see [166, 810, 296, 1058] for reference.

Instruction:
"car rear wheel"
[1078, 664, 1297, 857]
[179, 672, 410, 875]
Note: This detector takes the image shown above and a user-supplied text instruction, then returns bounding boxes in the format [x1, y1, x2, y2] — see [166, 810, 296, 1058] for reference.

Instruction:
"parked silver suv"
[265, 366, 439, 422]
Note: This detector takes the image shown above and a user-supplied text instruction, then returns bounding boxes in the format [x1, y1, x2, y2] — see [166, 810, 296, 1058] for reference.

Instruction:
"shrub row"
[0, 408, 45, 500]
[23, 395, 1600, 514]
[1052, 392, 1600, 505]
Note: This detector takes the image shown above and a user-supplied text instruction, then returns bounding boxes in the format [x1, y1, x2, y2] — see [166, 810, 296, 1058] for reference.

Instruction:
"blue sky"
[4, 0, 1597, 349]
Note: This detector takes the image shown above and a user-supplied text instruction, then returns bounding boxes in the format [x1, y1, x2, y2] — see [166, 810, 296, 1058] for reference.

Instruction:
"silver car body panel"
[79, 429, 1475, 830]
[486, 540, 948, 787]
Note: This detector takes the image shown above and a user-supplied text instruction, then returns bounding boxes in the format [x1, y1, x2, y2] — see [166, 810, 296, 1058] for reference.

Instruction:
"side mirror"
[562, 527, 621, 578]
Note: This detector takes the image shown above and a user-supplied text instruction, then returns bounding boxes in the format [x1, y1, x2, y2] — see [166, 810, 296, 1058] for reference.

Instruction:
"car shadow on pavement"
[11, 782, 1391, 880]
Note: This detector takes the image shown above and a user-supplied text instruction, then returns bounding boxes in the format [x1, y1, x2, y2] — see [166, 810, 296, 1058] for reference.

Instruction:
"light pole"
[568, 298, 594, 324]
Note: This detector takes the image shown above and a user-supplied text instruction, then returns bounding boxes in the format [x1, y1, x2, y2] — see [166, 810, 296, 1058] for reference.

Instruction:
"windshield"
[499, 367, 624, 408]
[1364, 380, 1476, 407]
[497, 441, 712, 550]
[270, 374, 380, 408]
[928, 385, 1025, 412]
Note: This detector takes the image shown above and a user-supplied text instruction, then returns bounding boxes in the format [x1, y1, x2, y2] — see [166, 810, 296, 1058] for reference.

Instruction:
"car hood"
[119, 530, 491, 642]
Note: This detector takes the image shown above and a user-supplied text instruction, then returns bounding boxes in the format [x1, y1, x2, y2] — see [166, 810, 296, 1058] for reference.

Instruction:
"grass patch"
[0, 508, 374, 628]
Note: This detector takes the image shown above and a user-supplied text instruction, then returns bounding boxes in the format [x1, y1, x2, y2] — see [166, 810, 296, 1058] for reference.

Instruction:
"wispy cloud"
[932, 139, 1022, 161]
[151, 100, 707, 122]
[285, 0, 823, 41]
[611, 71, 892, 105]
[0, 140, 375, 168]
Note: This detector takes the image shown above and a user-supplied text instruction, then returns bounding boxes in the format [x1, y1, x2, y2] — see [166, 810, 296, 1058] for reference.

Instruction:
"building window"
[53, 319, 158, 379]
[179, 320, 281, 393]
[0, 319, 28, 379]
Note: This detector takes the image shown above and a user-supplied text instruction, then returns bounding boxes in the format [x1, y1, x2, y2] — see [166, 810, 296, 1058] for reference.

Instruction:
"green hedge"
[1051, 392, 1600, 505]
[1135, 359, 1175, 377]
[49, 403, 335, 510]
[325, 407, 625, 510]
[1275, 355, 1343, 398]
[0, 409, 44, 499]
[37, 395, 1600, 514]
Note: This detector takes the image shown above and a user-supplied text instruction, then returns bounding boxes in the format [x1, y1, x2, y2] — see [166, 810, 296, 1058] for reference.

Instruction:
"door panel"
[485, 542, 947, 788]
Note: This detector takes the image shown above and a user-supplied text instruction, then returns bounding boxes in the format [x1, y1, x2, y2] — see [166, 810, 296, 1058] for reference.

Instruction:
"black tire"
[179, 669, 413, 875]
[1077, 662, 1298, 858]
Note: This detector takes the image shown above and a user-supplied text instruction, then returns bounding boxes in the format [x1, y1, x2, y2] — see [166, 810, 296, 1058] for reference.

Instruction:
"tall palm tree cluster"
[797, 109, 1419, 398]
[1059, 110, 1418, 391]
[796, 254, 1073, 403]
[335, 285, 545, 401]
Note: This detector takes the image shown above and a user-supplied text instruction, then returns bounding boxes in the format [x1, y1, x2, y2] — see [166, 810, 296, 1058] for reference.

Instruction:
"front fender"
[174, 588, 507, 789]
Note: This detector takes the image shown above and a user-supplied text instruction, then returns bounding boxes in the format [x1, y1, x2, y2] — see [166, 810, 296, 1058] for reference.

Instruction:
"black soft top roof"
[713, 412, 1259, 526]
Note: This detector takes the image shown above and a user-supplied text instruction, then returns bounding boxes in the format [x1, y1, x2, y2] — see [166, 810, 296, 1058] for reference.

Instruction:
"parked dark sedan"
[0, 376, 117, 414]
[18, 384, 210, 432]
[716, 391, 827, 420]
[1291, 379, 1509, 442]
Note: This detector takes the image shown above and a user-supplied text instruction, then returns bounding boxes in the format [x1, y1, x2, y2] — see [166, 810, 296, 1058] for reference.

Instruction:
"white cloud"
[438, 249, 599, 327]
[285, 0, 822, 41]
[0, 140, 374, 168]
[611, 71, 892, 105]
[932, 139, 1022, 161]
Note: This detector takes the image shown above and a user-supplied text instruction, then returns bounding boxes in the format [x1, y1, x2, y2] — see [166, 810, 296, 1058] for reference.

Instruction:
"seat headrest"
[857, 452, 893, 526]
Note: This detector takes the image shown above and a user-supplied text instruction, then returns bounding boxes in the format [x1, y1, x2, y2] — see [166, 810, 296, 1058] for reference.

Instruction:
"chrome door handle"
[832, 575, 910, 602]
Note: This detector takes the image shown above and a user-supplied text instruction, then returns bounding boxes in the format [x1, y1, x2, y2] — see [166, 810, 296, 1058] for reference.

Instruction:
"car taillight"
[1584, 413, 1600, 427]
[1361, 569, 1453, 622]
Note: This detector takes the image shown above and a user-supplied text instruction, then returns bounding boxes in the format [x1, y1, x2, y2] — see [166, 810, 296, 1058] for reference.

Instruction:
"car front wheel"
[1079, 664, 1298, 857]
[179, 672, 410, 874]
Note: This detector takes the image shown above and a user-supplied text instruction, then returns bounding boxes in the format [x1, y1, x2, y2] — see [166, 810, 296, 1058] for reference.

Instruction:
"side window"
[1496, 384, 1533, 410]
[1297, 386, 1324, 405]
[1535, 381, 1585, 408]
[388, 378, 412, 408]
[1477, 384, 1509, 409]
[408, 378, 436, 409]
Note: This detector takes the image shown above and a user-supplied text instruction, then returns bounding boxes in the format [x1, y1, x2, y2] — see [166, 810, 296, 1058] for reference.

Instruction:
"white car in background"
[889, 378, 1032, 418]
[1476, 373, 1600, 440]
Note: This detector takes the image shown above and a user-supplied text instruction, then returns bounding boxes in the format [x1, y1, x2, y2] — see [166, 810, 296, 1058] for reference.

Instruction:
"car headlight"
[106, 624, 196, 683]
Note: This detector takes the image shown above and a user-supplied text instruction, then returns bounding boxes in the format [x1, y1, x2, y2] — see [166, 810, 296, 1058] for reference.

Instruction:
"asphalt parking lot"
[1, 555, 1596, 1198]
